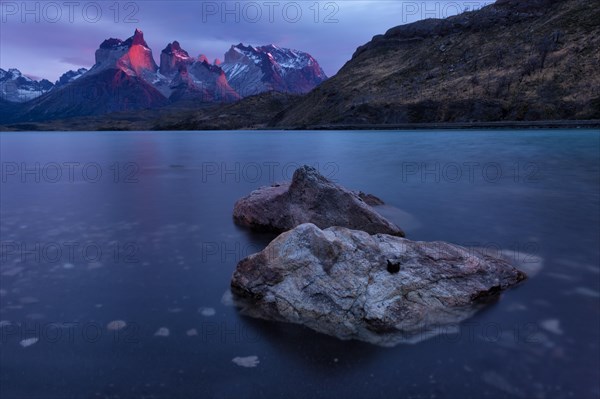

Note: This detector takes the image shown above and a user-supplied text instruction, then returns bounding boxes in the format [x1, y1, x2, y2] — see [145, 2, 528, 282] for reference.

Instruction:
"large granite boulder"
[233, 166, 405, 237]
[231, 223, 526, 346]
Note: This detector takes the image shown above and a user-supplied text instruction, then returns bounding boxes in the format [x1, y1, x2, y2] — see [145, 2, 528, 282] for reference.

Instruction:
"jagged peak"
[162, 41, 191, 58]
[131, 28, 147, 46]
[8, 68, 23, 76]
[100, 29, 149, 50]
[100, 38, 124, 49]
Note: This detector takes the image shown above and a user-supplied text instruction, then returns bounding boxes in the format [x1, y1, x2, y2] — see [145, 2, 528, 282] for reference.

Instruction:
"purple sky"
[0, 1, 492, 82]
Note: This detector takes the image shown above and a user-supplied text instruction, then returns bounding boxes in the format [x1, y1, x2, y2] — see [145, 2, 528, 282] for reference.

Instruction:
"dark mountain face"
[159, 41, 194, 77]
[276, 0, 600, 126]
[0, 68, 54, 102]
[9, 69, 168, 122]
[221, 44, 327, 96]
[162, 42, 240, 102]
[55, 68, 89, 88]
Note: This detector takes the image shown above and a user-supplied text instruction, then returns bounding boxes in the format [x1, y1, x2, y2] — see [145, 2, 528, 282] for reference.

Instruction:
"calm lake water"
[0, 130, 599, 399]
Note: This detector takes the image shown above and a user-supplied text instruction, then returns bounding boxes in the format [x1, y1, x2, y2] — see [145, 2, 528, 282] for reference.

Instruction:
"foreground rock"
[233, 166, 404, 237]
[231, 223, 526, 346]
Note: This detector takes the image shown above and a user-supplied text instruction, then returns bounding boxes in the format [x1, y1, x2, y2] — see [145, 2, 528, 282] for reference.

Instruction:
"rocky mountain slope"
[275, 0, 600, 126]
[54, 68, 88, 88]
[160, 41, 240, 102]
[222, 44, 327, 96]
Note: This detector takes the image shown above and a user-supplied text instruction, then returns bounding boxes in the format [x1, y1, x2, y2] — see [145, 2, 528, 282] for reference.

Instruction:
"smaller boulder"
[233, 166, 404, 236]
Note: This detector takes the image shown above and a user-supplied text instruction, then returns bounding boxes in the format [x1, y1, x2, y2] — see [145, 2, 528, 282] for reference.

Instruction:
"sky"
[0, 1, 493, 82]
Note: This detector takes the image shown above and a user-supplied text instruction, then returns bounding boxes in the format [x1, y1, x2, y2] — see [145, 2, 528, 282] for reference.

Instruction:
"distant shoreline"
[278, 120, 600, 131]
[1, 119, 599, 132]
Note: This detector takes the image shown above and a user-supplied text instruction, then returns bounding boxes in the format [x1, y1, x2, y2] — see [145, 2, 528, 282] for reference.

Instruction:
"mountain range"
[1, 0, 598, 129]
[0, 29, 327, 122]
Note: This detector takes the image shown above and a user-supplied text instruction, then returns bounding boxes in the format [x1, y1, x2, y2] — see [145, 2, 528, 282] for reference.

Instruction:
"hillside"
[0, 92, 301, 131]
[275, 0, 600, 126]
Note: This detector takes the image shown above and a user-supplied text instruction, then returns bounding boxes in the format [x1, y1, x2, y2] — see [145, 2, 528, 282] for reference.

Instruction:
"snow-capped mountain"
[222, 44, 327, 97]
[54, 68, 88, 88]
[1, 29, 327, 122]
[0, 68, 54, 102]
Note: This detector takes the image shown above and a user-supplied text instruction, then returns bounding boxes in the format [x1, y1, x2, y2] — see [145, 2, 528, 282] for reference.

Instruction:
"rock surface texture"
[231, 223, 526, 346]
[233, 166, 404, 237]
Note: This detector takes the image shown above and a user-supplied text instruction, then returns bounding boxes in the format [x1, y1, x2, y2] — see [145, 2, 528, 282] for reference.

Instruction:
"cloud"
[0, 1, 493, 81]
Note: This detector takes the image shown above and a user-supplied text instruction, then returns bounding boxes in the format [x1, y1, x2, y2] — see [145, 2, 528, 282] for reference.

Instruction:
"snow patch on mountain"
[0, 68, 54, 102]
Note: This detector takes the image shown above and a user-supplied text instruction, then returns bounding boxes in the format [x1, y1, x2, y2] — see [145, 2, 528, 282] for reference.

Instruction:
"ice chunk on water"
[232, 356, 260, 368]
[221, 291, 234, 307]
[199, 307, 216, 317]
[20, 337, 39, 348]
[2, 267, 24, 277]
[154, 327, 170, 337]
[540, 319, 563, 335]
[106, 320, 127, 331]
[573, 287, 600, 298]
[186, 329, 198, 336]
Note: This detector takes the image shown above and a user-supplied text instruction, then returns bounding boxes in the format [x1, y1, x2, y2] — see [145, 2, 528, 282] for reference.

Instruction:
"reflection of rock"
[472, 248, 543, 278]
[234, 166, 404, 237]
[354, 191, 385, 206]
[373, 204, 422, 232]
[231, 223, 525, 346]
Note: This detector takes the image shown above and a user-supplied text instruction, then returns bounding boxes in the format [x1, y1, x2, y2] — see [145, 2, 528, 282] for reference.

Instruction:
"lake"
[1, 130, 599, 398]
